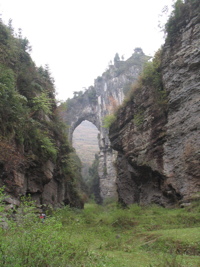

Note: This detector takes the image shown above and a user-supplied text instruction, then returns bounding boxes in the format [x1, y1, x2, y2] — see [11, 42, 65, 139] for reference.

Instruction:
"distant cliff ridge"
[109, 0, 200, 206]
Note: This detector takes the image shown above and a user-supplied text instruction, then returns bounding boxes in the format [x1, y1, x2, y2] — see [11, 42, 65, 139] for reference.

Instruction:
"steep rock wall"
[0, 20, 83, 209]
[0, 122, 83, 209]
[109, 1, 200, 206]
[162, 1, 200, 202]
[62, 52, 147, 200]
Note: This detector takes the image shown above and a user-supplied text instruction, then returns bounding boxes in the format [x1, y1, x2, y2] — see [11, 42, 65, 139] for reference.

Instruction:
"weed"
[0, 190, 200, 266]
[102, 114, 116, 128]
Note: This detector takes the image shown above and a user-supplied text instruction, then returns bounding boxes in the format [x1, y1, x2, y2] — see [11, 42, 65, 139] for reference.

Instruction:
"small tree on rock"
[114, 53, 120, 65]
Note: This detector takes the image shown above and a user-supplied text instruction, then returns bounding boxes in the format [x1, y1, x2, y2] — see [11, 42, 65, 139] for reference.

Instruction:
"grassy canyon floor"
[0, 200, 200, 266]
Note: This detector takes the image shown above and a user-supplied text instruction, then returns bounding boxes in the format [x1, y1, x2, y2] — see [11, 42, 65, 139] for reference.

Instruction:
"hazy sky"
[0, 0, 174, 101]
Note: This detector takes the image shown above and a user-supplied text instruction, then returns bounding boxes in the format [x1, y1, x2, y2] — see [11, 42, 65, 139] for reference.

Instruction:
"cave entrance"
[72, 120, 99, 179]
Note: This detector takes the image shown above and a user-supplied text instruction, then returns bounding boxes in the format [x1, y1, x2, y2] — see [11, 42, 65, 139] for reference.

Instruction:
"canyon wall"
[109, 0, 200, 206]
[0, 20, 83, 208]
[62, 51, 147, 201]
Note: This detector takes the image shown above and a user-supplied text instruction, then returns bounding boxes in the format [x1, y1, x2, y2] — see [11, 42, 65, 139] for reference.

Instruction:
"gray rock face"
[63, 54, 146, 201]
[162, 4, 200, 201]
[0, 139, 83, 209]
[0, 159, 76, 208]
[109, 2, 200, 206]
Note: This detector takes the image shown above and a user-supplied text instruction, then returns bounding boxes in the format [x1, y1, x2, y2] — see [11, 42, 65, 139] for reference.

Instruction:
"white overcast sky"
[0, 0, 174, 101]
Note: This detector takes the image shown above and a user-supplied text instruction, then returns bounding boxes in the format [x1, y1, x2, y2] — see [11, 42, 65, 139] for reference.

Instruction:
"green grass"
[0, 201, 200, 266]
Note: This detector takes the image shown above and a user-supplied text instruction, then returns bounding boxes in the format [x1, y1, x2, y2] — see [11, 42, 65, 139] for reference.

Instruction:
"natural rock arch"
[68, 100, 100, 143]
[62, 53, 145, 201]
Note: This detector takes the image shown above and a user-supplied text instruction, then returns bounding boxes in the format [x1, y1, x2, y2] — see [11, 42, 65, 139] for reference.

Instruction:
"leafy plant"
[0, 20, 83, 207]
[165, 0, 200, 43]
[123, 49, 167, 110]
[133, 109, 145, 127]
[37, 131, 58, 161]
[165, 0, 186, 42]
[1, 197, 200, 266]
[87, 86, 97, 104]
[31, 92, 53, 115]
[103, 114, 116, 128]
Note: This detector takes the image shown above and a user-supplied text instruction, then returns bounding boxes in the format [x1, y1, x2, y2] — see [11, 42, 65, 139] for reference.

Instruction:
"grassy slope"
[1, 201, 200, 266]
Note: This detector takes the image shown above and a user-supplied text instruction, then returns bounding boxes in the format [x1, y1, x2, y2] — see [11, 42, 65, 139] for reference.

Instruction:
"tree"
[8, 19, 14, 34]
[133, 47, 144, 55]
[31, 92, 53, 115]
[114, 53, 120, 65]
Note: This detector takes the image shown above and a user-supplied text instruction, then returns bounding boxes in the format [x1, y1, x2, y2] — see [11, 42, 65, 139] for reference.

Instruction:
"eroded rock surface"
[63, 52, 147, 201]
[109, 1, 200, 206]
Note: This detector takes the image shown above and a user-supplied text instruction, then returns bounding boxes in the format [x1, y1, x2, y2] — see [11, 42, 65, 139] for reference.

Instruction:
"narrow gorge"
[61, 48, 148, 201]
[109, 0, 200, 206]
[0, 0, 199, 209]
[63, 0, 200, 207]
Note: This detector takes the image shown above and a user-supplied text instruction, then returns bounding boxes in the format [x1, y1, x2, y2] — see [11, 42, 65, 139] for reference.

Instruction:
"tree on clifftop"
[114, 53, 120, 65]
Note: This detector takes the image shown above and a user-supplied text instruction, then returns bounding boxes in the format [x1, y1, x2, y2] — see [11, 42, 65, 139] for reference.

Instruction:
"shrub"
[102, 114, 116, 128]
[164, 0, 200, 43]
[133, 109, 145, 127]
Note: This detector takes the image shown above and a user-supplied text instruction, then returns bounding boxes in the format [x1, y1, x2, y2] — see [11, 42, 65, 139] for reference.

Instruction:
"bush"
[133, 109, 145, 127]
[102, 114, 116, 128]
[164, 0, 200, 43]
[1, 194, 200, 266]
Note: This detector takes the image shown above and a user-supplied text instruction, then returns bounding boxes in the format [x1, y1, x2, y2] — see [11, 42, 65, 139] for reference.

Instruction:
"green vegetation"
[0, 19, 83, 203]
[112, 0, 200, 129]
[114, 52, 120, 65]
[59, 86, 97, 121]
[165, 0, 200, 41]
[87, 86, 97, 104]
[122, 49, 167, 109]
[86, 154, 102, 204]
[113, 48, 150, 78]
[142, 49, 167, 106]
[0, 191, 200, 266]
[165, 0, 185, 39]
[165, 0, 200, 43]
[0, 19, 58, 163]
[133, 109, 145, 127]
[103, 114, 116, 128]
[142, 50, 162, 91]
[108, 48, 167, 130]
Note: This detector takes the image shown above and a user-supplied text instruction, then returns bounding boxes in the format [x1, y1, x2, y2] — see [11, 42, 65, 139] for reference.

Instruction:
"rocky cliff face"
[62, 51, 147, 201]
[162, 0, 200, 203]
[0, 115, 83, 209]
[0, 21, 83, 209]
[109, 0, 200, 207]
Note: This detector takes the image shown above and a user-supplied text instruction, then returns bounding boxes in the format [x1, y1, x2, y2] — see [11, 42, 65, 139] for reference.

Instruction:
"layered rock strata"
[109, 1, 200, 206]
[63, 52, 146, 201]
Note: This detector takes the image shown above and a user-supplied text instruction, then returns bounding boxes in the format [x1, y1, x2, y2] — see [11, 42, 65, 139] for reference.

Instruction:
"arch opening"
[72, 120, 99, 179]
[72, 120, 99, 163]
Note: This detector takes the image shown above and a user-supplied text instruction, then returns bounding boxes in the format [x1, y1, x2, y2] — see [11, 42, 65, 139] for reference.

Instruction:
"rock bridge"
[65, 84, 120, 201]
[63, 52, 145, 201]
[67, 87, 100, 143]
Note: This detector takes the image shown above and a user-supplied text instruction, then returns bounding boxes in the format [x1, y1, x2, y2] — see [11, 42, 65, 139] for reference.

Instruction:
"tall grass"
[0, 196, 200, 266]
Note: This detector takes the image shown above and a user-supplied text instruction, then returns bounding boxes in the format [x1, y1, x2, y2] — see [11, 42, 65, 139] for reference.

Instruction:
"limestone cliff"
[0, 21, 83, 208]
[109, 0, 200, 206]
[61, 50, 148, 201]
